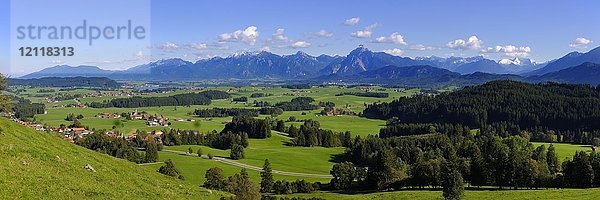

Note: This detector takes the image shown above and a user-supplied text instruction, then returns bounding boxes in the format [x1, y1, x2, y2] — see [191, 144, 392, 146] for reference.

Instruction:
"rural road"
[161, 149, 333, 179]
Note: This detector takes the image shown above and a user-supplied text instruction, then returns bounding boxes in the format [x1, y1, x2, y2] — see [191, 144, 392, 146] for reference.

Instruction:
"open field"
[532, 142, 593, 161]
[153, 132, 341, 185]
[165, 133, 343, 175]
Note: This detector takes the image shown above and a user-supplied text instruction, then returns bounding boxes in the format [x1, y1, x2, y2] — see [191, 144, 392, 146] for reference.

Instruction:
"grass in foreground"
[277, 188, 600, 200]
[0, 118, 227, 199]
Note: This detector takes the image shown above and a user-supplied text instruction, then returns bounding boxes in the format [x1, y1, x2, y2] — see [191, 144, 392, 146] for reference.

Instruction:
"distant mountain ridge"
[20, 65, 114, 79]
[527, 46, 600, 75]
[19, 45, 600, 86]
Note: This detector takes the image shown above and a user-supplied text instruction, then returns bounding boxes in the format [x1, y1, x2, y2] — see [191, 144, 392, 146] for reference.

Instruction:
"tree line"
[280, 119, 352, 148]
[89, 90, 230, 108]
[335, 92, 389, 98]
[275, 97, 318, 111]
[75, 130, 159, 164]
[332, 126, 600, 193]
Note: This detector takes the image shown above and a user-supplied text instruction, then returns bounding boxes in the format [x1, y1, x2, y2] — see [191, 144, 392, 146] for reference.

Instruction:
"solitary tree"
[260, 159, 274, 193]
[188, 147, 193, 154]
[203, 167, 225, 190]
[230, 144, 245, 160]
[157, 159, 184, 180]
[225, 169, 260, 200]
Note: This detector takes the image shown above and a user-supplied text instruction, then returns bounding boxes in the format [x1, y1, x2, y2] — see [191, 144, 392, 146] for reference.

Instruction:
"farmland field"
[29, 86, 411, 136]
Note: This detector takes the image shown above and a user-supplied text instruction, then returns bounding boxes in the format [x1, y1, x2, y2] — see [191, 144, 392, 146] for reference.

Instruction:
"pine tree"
[230, 144, 245, 160]
[547, 144, 559, 175]
[442, 161, 464, 200]
[276, 120, 286, 132]
[241, 132, 249, 148]
[469, 146, 486, 187]
[204, 167, 225, 189]
[260, 159, 274, 193]
[144, 140, 158, 163]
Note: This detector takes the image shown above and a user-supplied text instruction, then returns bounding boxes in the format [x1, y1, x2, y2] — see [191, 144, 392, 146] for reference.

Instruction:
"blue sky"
[1, 0, 599, 76]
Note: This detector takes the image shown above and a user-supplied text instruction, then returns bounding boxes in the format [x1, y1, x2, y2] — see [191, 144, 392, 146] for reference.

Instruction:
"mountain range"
[19, 46, 600, 86]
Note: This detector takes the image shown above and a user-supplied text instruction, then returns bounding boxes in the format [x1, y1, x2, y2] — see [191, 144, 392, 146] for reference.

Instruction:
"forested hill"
[8, 77, 121, 88]
[89, 90, 231, 108]
[362, 80, 600, 131]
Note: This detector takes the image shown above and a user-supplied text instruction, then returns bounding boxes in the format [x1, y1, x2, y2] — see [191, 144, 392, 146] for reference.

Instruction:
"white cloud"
[260, 46, 271, 51]
[51, 60, 63, 64]
[374, 32, 407, 45]
[344, 17, 360, 25]
[219, 26, 260, 45]
[190, 43, 208, 50]
[446, 36, 483, 50]
[481, 45, 531, 57]
[161, 42, 179, 50]
[351, 24, 377, 38]
[383, 48, 404, 56]
[409, 44, 438, 51]
[314, 29, 333, 37]
[272, 28, 289, 41]
[135, 51, 145, 58]
[569, 37, 593, 48]
[291, 41, 311, 48]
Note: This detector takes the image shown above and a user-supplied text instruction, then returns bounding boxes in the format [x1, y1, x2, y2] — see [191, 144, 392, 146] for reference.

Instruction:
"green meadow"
[532, 142, 593, 161]
[31, 86, 410, 136]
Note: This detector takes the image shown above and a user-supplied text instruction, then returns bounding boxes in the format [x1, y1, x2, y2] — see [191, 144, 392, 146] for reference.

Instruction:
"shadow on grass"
[325, 186, 547, 195]
[328, 153, 348, 163]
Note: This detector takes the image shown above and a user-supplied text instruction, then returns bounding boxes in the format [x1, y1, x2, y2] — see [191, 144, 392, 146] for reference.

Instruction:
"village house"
[128, 110, 151, 120]
[174, 118, 195, 122]
[96, 113, 121, 119]
[144, 115, 169, 127]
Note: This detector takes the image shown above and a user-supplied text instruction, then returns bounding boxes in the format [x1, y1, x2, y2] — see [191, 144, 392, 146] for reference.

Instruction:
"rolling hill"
[0, 117, 227, 199]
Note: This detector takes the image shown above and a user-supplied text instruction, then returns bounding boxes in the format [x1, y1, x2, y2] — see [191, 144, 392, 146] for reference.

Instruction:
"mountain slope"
[150, 51, 334, 80]
[528, 62, 600, 85]
[454, 59, 507, 74]
[316, 65, 522, 87]
[319, 46, 426, 75]
[21, 65, 114, 79]
[0, 118, 226, 199]
[528, 46, 600, 75]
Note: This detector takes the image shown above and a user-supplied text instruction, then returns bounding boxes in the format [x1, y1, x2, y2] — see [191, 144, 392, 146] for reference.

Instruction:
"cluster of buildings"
[126, 130, 164, 143]
[127, 110, 170, 127]
[13, 119, 46, 131]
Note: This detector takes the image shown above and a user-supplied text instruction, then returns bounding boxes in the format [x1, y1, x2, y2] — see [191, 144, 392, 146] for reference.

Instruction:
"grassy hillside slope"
[0, 118, 227, 199]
